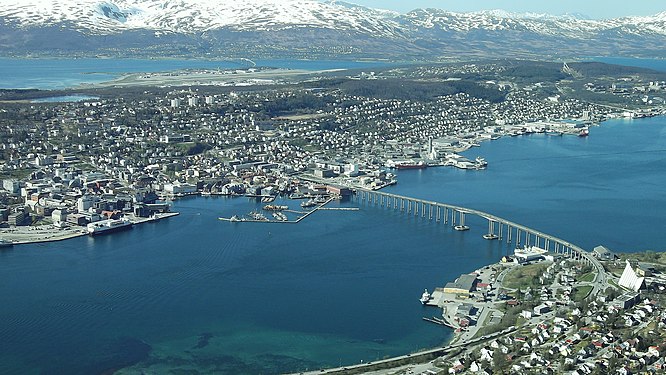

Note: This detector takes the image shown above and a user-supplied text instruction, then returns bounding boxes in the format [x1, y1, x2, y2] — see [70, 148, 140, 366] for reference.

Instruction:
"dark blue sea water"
[388, 116, 666, 252]
[591, 57, 666, 72]
[0, 116, 664, 374]
[0, 58, 392, 90]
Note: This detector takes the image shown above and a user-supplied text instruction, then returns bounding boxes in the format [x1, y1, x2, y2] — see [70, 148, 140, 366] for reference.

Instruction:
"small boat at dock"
[420, 289, 431, 304]
[301, 199, 317, 208]
[263, 204, 288, 211]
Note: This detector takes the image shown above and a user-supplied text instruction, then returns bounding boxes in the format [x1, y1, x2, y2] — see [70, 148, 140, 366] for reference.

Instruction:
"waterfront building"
[163, 183, 197, 195]
[443, 274, 478, 295]
[7, 211, 29, 226]
[593, 245, 616, 260]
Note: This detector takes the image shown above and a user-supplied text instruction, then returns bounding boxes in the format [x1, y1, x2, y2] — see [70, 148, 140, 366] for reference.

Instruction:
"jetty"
[219, 197, 352, 224]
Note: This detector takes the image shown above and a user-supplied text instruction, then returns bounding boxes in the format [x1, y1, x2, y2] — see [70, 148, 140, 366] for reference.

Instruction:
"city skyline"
[349, 0, 665, 19]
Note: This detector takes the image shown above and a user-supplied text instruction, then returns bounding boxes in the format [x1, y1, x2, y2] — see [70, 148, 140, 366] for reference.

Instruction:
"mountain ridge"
[0, 0, 664, 59]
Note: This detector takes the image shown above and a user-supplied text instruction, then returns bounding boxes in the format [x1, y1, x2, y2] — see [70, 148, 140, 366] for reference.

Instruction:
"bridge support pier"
[454, 211, 470, 231]
[483, 220, 499, 240]
[516, 229, 521, 246]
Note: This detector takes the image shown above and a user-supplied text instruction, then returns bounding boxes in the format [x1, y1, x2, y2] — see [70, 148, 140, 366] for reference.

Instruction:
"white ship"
[514, 245, 548, 262]
[420, 289, 431, 305]
[87, 218, 133, 235]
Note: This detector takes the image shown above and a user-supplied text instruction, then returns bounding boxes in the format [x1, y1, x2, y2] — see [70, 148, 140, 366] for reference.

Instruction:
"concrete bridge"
[353, 189, 602, 271]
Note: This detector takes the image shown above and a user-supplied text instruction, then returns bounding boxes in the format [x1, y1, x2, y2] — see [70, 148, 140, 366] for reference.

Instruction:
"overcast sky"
[349, 0, 664, 19]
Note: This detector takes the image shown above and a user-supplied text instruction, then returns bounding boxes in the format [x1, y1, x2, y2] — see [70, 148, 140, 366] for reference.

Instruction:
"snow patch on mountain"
[0, 0, 405, 36]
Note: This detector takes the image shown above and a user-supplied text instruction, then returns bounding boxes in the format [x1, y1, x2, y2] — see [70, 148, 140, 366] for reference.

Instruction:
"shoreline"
[0, 212, 179, 246]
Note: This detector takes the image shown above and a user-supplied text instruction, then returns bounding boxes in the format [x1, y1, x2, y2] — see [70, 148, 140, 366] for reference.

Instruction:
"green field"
[578, 272, 596, 283]
[502, 263, 550, 290]
[573, 285, 593, 302]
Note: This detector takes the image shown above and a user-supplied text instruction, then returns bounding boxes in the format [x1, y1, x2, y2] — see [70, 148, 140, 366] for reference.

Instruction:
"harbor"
[218, 196, 359, 224]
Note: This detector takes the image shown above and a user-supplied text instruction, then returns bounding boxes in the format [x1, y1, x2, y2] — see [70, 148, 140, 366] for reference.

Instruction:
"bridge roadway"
[354, 189, 606, 295]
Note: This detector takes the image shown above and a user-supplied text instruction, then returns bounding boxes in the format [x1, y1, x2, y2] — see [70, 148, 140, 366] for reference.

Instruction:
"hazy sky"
[349, 0, 664, 19]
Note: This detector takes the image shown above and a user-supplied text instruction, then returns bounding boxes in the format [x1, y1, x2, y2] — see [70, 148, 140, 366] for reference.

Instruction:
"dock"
[219, 197, 358, 224]
[422, 317, 457, 329]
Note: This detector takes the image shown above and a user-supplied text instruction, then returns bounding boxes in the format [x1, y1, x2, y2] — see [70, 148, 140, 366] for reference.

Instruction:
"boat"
[263, 205, 288, 211]
[0, 239, 13, 248]
[394, 161, 427, 170]
[87, 218, 133, 236]
[272, 212, 288, 221]
[545, 130, 563, 136]
[301, 199, 317, 208]
[229, 215, 244, 222]
[578, 128, 590, 137]
[420, 289, 431, 305]
[474, 157, 488, 169]
[514, 245, 548, 262]
[313, 195, 328, 204]
[248, 211, 269, 221]
[261, 195, 276, 203]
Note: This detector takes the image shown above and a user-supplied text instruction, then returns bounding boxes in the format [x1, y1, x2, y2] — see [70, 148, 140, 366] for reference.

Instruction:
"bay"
[0, 116, 664, 374]
[591, 57, 666, 72]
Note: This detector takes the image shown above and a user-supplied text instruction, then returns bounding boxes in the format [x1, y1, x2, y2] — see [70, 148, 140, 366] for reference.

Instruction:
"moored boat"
[301, 199, 316, 208]
[87, 218, 133, 235]
[394, 161, 427, 170]
[420, 289, 431, 305]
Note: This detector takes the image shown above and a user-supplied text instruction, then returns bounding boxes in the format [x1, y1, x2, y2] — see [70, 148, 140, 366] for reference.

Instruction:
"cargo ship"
[87, 218, 133, 235]
[394, 162, 427, 170]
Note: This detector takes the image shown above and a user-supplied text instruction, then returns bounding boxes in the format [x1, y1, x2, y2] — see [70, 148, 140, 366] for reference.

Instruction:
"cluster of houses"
[1, 60, 638, 210]
[446, 295, 666, 374]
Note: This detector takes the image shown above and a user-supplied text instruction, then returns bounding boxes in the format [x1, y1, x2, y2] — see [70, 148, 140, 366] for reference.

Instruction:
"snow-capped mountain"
[0, 0, 664, 59]
[0, 0, 403, 35]
[402, 8, 666, 38]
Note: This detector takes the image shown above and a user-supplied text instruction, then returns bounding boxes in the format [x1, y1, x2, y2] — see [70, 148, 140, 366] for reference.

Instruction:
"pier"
[219, 197, 348, 223]
[352, 189, 602, 271]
